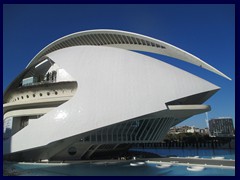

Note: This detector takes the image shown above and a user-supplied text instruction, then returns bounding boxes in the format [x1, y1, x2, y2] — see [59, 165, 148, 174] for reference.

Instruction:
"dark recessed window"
[55, 91, 58, 95]
[26, 95, 29, 98]
[40, 93, 42, 97]
[21, 96, 24, 99]
[47, 92, 50, 96]
[33, 94, 35, 97]
[68, 147, 77, 156]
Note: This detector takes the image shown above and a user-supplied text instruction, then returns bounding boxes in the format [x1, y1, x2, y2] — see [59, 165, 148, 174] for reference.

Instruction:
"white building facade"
[3, 30, 229, 161]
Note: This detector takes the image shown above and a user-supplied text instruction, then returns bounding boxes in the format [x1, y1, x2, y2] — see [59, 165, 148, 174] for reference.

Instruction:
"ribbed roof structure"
[28, 29, 230, 80]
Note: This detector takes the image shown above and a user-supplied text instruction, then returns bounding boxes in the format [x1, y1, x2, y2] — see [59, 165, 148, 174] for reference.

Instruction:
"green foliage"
[164, 133, 232, 144]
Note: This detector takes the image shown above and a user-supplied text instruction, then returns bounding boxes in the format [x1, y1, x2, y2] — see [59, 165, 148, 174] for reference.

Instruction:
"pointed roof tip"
[223, 75, 232, 81]
[210, 66, 232, 81]
[206, 66, 232, 80]
[197, 58, 231, 81]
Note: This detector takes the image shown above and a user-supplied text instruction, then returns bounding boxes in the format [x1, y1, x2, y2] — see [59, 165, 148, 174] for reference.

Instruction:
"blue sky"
[3, 4, 235, 128]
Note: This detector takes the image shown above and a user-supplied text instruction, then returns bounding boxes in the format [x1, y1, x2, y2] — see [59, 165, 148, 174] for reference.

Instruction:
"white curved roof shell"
[28, 29, 231, 80]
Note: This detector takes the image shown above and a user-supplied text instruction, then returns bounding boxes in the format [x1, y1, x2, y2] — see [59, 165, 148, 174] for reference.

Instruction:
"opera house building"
[3, 30, 230, 162]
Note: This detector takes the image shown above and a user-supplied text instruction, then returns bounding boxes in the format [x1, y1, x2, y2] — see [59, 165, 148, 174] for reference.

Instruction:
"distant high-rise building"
[208, 118, 234, 137]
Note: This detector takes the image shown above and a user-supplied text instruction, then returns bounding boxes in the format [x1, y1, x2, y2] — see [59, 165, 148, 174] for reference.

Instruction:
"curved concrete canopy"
[27, 29, 231, 80]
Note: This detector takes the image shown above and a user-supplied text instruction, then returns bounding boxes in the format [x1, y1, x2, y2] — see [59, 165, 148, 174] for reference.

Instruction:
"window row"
[13, 91, 59, 102]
